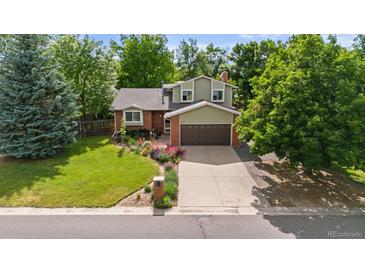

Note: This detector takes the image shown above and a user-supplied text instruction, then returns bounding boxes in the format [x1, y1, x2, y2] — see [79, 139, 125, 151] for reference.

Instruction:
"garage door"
[180, 124, 231, 145]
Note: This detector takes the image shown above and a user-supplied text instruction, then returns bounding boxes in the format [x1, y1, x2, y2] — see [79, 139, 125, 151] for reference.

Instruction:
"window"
[124, 110, 142, 125]
[212, 89, 224, 102]
[181, 90, 193, 102]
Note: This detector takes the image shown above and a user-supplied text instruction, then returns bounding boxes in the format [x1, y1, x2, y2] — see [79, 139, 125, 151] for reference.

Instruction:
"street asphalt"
[0, 214, 364, 239]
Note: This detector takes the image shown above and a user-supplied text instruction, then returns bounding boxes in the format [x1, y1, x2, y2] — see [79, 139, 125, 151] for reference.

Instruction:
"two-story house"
[112, 71, 240, 146]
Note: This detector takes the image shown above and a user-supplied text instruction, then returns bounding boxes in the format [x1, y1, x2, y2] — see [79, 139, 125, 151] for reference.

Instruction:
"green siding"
[179, 105, 233, 124]
[212, 79, 224, 90]
[173, 86, 181, 102]
[172, 77, 234, 107]
[181, 80, 194, 90]
[224, 86, 232, 107]
[194, 77, 211, 101]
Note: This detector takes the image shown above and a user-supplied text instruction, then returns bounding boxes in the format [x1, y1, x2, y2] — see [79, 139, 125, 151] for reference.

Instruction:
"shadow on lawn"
[250, 161, 365, 208]
[0, 137, 109, 200]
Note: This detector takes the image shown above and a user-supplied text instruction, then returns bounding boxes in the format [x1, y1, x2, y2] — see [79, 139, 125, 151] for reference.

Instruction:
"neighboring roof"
[164, 100, 240, 119]
[169, 75, 239, 89]
[162, 83, 176, 89]
[112, 88, 170, 111]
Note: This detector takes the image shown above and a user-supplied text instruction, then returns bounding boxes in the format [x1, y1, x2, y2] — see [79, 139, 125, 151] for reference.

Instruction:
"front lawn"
[345, 168, 365, 185]
[0, 136, 159, 207]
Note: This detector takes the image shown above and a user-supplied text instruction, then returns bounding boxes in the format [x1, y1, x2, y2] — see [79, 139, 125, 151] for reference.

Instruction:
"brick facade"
[170, 115, 180, 146]
[114, 110, 153, 132]
[232, 114, 240, 146]
[135, 111, 152, 130]
[114, 111, 122, 133]
[152, 111, 165, 133]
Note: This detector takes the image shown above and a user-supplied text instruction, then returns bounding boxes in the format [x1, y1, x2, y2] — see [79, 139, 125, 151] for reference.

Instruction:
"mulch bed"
[115, 156, 179, 207]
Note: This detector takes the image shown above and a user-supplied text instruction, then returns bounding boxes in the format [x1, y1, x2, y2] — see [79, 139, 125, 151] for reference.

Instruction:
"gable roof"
[169, 75, 239, 89]
[112, 88, 170, 111]
[164, 100, 240, 119]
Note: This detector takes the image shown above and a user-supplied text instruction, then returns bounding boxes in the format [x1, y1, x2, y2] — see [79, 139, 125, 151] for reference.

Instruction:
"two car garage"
[165, 101, 240, 146]
[180, 124, 231, 145]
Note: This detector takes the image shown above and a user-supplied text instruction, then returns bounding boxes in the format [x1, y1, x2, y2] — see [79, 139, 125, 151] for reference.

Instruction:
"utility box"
[153, 176, 165, 200]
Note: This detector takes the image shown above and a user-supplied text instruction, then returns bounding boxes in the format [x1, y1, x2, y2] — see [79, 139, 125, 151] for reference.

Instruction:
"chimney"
[220, 70, 228, 83]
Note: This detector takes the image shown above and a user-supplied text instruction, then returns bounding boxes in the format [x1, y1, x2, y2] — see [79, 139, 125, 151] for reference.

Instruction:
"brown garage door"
[180, 124, 231, 145]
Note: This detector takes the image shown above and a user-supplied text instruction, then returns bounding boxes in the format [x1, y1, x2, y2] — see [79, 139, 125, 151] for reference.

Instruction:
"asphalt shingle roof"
[112, 88, 170, 111]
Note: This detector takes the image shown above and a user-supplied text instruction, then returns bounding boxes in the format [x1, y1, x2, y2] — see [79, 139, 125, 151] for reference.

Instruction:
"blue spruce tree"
[0, 35, 77, 158]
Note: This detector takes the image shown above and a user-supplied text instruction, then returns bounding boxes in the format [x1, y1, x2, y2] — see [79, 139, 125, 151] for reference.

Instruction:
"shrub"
[128, 137, 137, 146]
[164, 169, 178, 199]
[144, 185, 152, 193]
[120, 119, 127, 140]
[173, 156, 182, 164]
[166, 145, 185, 157]
[165, 169, 178, 185]
[164, 164, 174, 172]
[141, 141, 152, 149]
[158, 153, 169, 163]
[154, 196, 173, 209]
[117, 147, 125, 157]
[134, 146, 141, 155]
[149, 147, 161, 160]
[141, 146, 151, 157]
[164, 182, 177, 199]
[136, 138, 144, 147]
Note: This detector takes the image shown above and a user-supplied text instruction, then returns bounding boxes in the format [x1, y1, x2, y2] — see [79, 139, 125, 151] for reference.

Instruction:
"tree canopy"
[353, 34, 365, 55]
[175, 39, 228, 80]
[235, 34, 365, 172]
[112, 35, 175, 88]
[0, 35, 77, 158]
[230, 39, 279, 108]
[175, 38, 202, 80]
[52, 35, 117, 119]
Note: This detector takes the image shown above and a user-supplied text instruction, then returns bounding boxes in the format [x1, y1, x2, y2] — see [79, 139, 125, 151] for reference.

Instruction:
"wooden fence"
[77, 119, 114, 137]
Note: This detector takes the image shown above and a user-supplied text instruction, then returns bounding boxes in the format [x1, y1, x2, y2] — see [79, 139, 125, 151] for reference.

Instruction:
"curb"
[0, 206, 365, 216]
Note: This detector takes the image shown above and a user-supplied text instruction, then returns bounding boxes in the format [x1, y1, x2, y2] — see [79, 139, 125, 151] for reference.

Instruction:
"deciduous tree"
[113, 35, 175, 88]
[53, 35, 117, 119]
[230, 40, 279, 108]
[235, 35, 365, 173]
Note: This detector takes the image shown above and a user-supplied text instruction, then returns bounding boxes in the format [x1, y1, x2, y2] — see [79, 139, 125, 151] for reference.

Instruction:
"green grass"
[345, 168, 365, 185]
[0, 136, 159, 207]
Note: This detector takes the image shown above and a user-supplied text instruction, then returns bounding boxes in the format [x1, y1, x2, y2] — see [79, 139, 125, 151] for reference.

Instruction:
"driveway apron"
[178, 146, 258, 207]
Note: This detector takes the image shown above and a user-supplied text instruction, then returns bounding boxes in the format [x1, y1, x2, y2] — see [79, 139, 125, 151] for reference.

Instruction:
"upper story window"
[181, 89, 193, 102]
[212, 89, 224, 102]
[124, 110, 143, 125]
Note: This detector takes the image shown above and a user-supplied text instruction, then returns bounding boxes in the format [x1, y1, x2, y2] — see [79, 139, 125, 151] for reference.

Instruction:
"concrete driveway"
[178, 146, 258, 207]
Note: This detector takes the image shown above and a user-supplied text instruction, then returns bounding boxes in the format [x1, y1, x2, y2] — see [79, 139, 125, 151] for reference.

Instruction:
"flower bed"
[117, 138, 185, 208]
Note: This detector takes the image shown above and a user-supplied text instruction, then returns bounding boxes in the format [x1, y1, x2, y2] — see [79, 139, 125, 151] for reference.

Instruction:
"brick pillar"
[114, 111, 122, 133]
[170, 115, 179, 146]
[232, 114, 240, 146]
[153, 176, 165, 201]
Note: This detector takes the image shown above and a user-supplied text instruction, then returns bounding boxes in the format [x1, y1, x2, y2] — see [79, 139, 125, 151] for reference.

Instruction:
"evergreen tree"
[0, 35, 77, 158]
